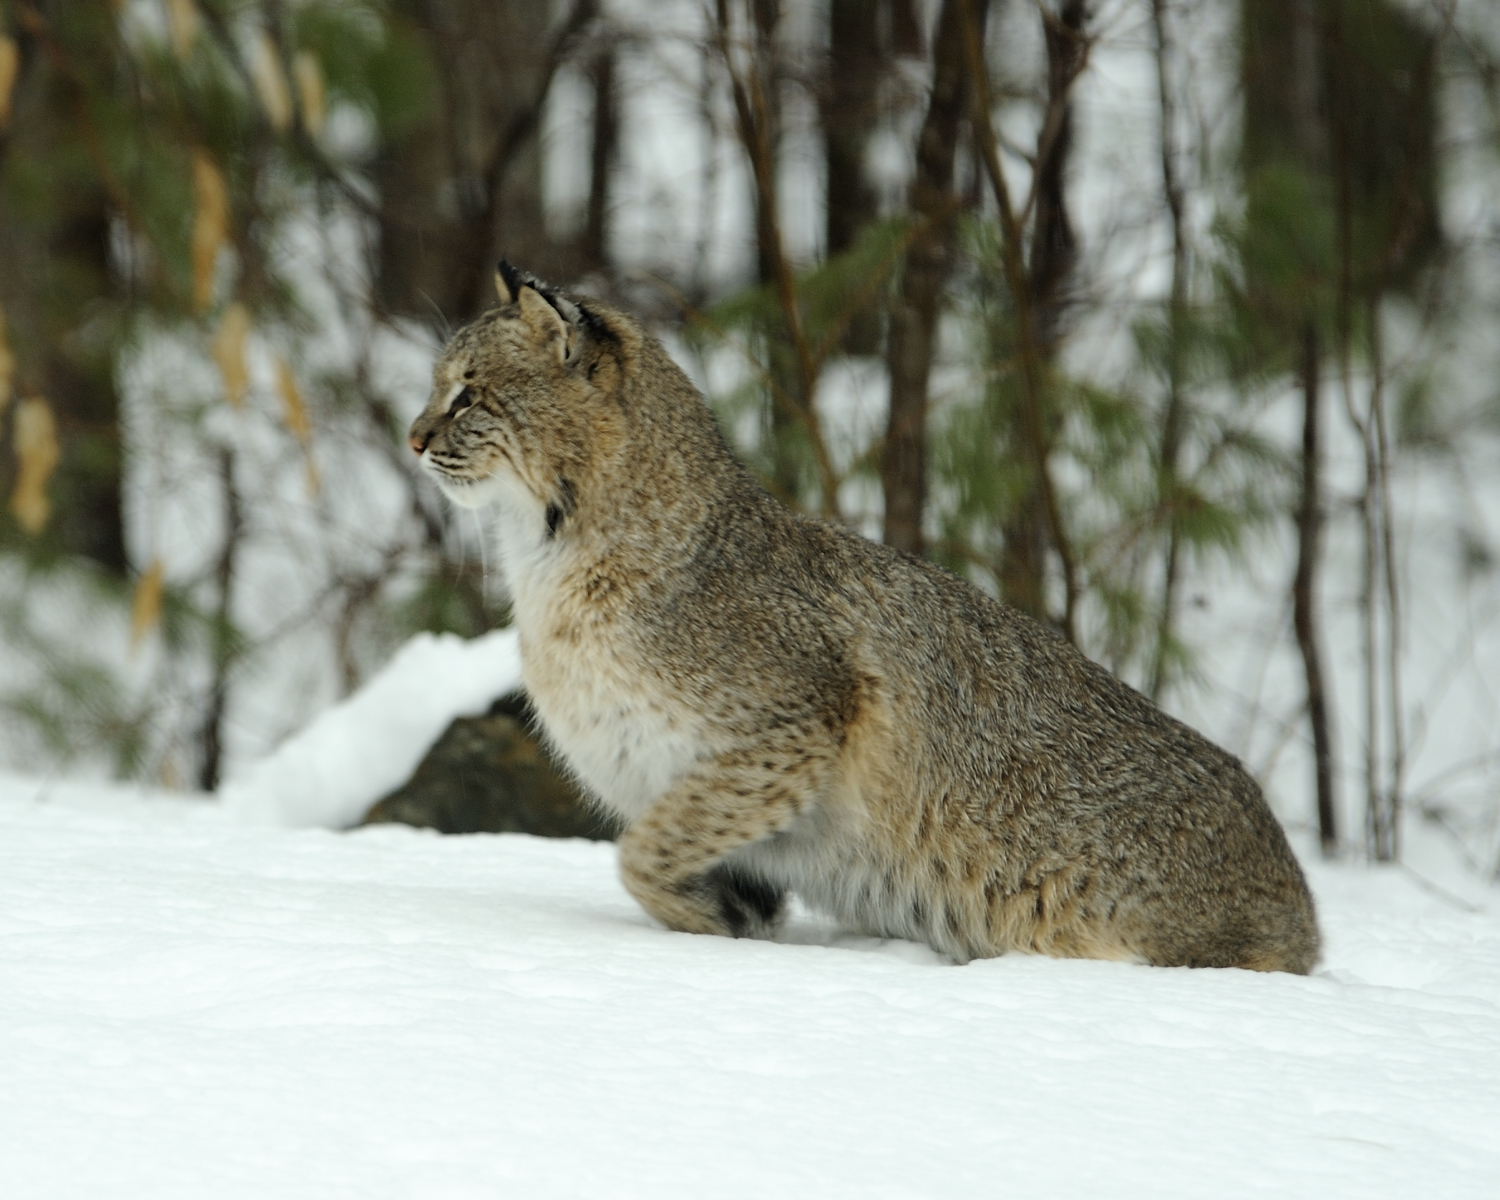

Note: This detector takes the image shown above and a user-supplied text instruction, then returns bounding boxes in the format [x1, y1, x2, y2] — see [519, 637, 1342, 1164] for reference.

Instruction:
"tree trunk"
[375, 0, 592, 327]
[1370, 298, 1404, 861]
[717, 0, 841, 515]
[746, 1, 803, 505]
[581, 43, 618, 274]
[724, 0, 807, 505]
[998, 0, 1084, 616]
[37, 205, 127, 574]
[822, 0, 884, 354]
[1027, 0, 1084, 351]
[1293, 323, 1339, 856]
[0, 5, 126, 574]
[1148, 0, 1189, 701]
[881, 0, 985, 556]
[198, 447, 242, 793]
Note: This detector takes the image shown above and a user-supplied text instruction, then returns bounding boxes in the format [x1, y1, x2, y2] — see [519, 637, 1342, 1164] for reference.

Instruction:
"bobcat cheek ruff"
[407, 262, 1321, 973]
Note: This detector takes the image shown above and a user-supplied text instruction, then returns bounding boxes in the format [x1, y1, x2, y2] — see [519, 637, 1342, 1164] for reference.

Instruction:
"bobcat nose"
[407, 429, 429, 455]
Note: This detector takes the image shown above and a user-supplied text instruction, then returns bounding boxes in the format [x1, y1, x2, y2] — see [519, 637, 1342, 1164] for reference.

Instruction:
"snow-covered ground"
[4, 768, 1497, 1199]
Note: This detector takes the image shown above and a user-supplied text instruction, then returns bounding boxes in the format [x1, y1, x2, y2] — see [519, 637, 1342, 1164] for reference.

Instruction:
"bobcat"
[407, 262, 1321, 973]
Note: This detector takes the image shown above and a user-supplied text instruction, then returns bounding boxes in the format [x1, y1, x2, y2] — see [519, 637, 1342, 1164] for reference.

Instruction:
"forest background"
[1, 0, 1498, 876]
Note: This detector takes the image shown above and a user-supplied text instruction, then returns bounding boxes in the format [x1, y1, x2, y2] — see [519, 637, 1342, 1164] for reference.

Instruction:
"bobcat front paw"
[703, 863, 787, 939]
[620, 870, 733, 937]
[618, 837, 785, 940]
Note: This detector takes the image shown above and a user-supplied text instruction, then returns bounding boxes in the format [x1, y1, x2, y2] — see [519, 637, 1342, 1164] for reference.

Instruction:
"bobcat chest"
[517, 615, 705, 824]
[497, 509, 707, 824]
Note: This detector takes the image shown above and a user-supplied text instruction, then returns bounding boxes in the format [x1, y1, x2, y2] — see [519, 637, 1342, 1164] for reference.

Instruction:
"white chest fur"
[523, 653, 705, 823]
[488, 492, 707, 824]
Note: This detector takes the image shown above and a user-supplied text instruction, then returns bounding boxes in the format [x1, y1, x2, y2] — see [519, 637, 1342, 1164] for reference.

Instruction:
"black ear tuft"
[574, 301, 619, 346]
[537, 287, 570, 321]
[496, 258, 525, 304]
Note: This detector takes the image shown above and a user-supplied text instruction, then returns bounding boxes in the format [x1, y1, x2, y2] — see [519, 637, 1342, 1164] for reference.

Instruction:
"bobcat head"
[406, 262, 627, 533]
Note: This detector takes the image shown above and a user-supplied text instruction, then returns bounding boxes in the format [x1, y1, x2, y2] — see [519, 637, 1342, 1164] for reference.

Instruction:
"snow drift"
[219, 628, 523, 829]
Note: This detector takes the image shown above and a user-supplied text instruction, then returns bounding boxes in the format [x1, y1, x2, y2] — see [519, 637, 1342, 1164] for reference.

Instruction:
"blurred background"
[0, 0, 1497, 870]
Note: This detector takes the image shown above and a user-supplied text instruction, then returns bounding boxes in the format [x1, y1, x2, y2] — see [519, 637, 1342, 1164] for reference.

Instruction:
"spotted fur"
[407, 264, 1321, 973]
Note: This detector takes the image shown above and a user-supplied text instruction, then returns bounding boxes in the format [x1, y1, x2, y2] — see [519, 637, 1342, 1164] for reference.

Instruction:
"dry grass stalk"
[165, 0, 200, 61]
[250, 30, 293, 133]
[0, 305, 14, 420]
[293, 51, 325, 137]
[0, 36, 18, 131]
[275, 355, 319, 495]
[212, 302, 251, 407]
[274, 356, 310, 444]
[10, 396, 60, 534]
[191, 149, 229, 313]
[130, 558, 166, 651]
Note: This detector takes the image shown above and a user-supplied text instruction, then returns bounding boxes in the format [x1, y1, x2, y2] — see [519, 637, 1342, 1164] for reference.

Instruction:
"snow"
[219, 629, 522, 830]
[3, 772, 1498, 1199]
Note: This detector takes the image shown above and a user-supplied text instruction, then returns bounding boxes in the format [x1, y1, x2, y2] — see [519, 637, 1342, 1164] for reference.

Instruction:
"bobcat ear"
[517, 285, 576, 365]
[495, 258, 523, 305]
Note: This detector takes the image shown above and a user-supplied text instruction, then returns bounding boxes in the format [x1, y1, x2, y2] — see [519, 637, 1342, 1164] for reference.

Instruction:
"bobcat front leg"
[617, 737, 832, 939]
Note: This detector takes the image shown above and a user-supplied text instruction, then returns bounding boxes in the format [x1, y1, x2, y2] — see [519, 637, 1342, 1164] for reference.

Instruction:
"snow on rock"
[219, 629, 522, 829]
[2, 772, 1499, 1199]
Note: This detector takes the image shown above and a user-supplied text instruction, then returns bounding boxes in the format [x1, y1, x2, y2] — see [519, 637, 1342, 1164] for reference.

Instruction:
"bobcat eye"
[449, 385, 475, 415]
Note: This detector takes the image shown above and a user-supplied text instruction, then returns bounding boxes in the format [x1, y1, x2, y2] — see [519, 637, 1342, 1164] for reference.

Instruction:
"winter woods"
[0, 0, 1498, 872]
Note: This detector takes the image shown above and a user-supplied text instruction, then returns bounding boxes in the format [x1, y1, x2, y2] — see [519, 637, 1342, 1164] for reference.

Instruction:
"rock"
[361, 693, 617, 839]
